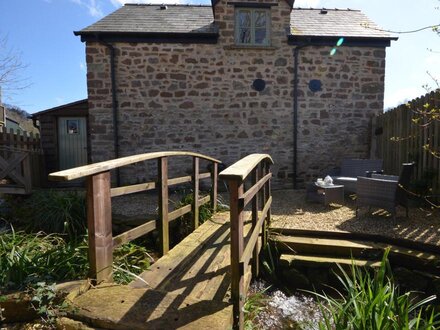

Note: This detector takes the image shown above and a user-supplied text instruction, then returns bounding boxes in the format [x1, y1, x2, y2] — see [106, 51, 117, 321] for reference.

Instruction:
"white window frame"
[235, 8, 271, 46]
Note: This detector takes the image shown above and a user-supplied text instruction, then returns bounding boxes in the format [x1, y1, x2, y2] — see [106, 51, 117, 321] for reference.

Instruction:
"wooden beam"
[219, 154, 273, 181]
[210, 162, 218, 212]
[87, 171, 113, 283]
[240, 172, 271, 207]
[168, 204, 192, 222]
[158, 157, 169, 256]
[251, 168, 259, 278]
[192, 157, 200, 230]
[110, 181, 156, 197]
[112, 220, 156, 249]
[229, 180, 244, 330]
[49, 151, 221, 182]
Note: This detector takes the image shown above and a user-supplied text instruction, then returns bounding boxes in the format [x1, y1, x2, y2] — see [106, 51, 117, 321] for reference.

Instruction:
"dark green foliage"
[2, 190, 87, 238]
[0, 229, 88, 291]
[311, 249, 440, 329]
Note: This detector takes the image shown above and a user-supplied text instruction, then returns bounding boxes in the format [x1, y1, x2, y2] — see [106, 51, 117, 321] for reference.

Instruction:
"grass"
[311, 249, 440, 330]
[0, 227, 152, 291]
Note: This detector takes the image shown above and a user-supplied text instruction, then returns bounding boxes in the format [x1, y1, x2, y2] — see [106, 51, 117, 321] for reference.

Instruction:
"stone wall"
[85, 1, 386, 188]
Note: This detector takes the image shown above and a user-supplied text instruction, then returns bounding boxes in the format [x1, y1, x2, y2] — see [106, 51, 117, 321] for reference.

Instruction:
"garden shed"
[75, 1, 397, 188]
[33, 99, 89, 184]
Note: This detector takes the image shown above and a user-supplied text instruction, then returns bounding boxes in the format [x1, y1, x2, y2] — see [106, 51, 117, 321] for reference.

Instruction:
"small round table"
[306, 182, 344, 205]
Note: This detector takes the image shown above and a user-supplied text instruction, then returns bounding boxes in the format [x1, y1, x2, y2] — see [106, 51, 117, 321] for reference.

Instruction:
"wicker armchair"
[355, 163, 415, 221]
[330, 159, 383, 193]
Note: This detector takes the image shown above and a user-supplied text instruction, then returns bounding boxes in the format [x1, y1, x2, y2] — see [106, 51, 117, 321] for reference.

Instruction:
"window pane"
[239, 28, 251, 43]
[255, 28, 267, 44]
[238, 11, 251, 27]
[254, 11, 266, 28]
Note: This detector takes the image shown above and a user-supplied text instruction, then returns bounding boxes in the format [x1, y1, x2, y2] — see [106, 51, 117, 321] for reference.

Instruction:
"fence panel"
[373, 90, 440, 195]
[0, 127, 43, 191]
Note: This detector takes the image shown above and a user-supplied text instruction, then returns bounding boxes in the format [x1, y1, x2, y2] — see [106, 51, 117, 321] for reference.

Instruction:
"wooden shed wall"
[36, 101, 89, 185]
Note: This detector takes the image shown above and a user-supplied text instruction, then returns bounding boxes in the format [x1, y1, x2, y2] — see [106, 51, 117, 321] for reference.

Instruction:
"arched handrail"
[49, 151, 221, 181]
[219, 153, 273, 330]
[49, 151, 221, 283]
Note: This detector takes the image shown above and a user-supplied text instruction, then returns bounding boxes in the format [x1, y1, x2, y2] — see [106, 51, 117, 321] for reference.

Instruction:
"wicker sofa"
[330, 159, 383, 193]
[356, 163, 415, 221]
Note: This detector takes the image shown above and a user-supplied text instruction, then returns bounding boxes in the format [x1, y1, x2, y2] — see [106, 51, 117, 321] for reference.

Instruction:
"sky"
[0, 0, 439, 114]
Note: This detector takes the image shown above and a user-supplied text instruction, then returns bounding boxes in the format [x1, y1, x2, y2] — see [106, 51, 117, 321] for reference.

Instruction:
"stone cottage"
[74, 1, 396, 188]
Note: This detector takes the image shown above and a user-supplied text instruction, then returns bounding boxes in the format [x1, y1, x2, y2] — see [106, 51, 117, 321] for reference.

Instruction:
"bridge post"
[229, 179, 244, 330]
[192, 156, 200, 229]
[86, 171, 113, 283]
[158, 157, 169, 255]
[210, 162, 218, 212]
[251, 167, 259, 278]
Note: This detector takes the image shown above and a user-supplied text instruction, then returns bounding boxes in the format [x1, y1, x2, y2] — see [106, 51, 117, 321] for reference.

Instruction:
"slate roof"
[76, 4, 217, 35]
[75, 4, 395, 40]
[291, 8, 395, 39]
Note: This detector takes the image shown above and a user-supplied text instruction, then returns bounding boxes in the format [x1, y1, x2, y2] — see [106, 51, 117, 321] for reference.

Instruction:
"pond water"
[247, 281, 324, 329]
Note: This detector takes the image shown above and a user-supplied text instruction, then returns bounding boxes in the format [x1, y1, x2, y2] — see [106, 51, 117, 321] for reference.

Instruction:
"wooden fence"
[372, 90, 440, 195]
[219, 154, 273, 330]
[0, 127, 43, 193]
[49, 151, 221, 283]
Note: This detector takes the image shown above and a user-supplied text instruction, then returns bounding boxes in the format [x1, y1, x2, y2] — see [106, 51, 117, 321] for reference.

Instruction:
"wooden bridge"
[49, 151, 273, 329]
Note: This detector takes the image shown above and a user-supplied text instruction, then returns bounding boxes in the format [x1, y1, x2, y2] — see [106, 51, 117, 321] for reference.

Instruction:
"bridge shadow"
[119, 216, 235, 327]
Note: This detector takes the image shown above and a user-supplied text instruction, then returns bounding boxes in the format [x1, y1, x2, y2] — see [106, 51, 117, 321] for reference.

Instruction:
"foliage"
[2, 190, 87, 238]
[29, 281, 69, 326]
[0, 228, 152, 291]
[113, 241, 153, 285]
[0, 229, 89, 291]
[311, 249, 440, 330]
[243, 287, 270, 330]
[174, 192, 214, 238]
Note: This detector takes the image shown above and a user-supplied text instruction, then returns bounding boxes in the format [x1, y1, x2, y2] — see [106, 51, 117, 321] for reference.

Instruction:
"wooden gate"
[0, 147, 32, 194]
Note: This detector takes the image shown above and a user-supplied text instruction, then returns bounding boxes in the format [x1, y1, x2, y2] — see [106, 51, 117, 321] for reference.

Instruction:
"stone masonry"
[84, 1, 386, 188]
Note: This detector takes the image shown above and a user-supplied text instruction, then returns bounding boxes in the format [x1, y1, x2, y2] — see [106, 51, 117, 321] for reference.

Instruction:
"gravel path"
[271, 189, 440, 246]
[112, 189, 440, 246]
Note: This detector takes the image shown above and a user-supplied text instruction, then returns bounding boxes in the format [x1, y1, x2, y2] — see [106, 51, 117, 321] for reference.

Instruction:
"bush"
[2, 190, 87, 238]
[312, 249, 440, 329]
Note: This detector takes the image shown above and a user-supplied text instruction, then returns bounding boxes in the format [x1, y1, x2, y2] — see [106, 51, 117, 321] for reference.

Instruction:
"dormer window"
[235, 8, 270, 46]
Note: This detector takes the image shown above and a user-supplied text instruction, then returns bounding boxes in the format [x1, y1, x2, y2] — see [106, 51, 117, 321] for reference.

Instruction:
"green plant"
[113, 241, 153, 284]
[311, 249, 440, 330]
[0, 229, 88, 291]
[29, 281, 69, 326]
[243, 287, 270, 329]
[3, 190, 87, 238]
[174, 192, 214, 238]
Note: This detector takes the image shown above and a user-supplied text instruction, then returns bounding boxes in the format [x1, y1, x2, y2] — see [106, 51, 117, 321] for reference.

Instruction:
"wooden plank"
[158, 157, 169, 256]
[200, 195, 210, 205]
[219, 154, 273, 181]
[110, 173, 212, 198]
[241, 172, 272, 207]
[110, 181, 156, 197]
[130, 212, 230, 289]
[211, 162, 218, 211]
[193, 157, 200, 230]
[22, 153, 32, 194]
[86, 171, 113, 283]
[241, 196, 272, 273]
[49, 151, 221, 181]
[280, 254, 382, 268]
[169, 204, 192, 222]
[112, 220, 156, 248]
[228, 180, 244, 330]
[251, 168, 259, 278]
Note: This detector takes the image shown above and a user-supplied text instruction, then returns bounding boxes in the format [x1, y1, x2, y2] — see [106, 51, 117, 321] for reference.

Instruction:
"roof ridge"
[124, 3, 212, 7]
[293, 7, 360, 12]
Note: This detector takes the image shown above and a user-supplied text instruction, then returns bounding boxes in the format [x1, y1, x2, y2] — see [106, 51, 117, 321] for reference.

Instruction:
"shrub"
[2, 190, 87, 238]
[312, 249, 440, 329]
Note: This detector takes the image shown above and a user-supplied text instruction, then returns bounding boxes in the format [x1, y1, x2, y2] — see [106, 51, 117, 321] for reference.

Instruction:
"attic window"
[235, 8, 270, 46]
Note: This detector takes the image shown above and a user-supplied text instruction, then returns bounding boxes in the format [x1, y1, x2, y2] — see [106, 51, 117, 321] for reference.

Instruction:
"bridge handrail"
[49, 151, 221, 284]
[219, 153, 273, 330]
[49, 151, 221, 181]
